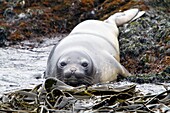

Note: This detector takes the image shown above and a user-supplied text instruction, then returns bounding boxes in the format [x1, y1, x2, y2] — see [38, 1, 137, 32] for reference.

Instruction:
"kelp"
[124, 66, 170, 84]
[1, 77, 170, 112]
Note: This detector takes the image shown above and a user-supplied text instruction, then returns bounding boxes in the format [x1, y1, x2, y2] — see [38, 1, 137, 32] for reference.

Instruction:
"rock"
[119, 8, 170, 74]
[165, 48, 170, 56]
[0, 27, 7, 47]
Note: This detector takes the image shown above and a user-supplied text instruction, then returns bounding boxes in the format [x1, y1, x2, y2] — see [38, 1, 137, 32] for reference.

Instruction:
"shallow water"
[0, 37, 60, 95]
[0, 47, 48, 94]
[0, 37, 168, 95]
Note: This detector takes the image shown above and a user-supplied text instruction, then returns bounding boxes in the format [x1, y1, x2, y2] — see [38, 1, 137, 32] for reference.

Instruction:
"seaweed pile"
[1, 77, 170, 112]
[119, 8, 170, 77]
[0, 0, 145, 46]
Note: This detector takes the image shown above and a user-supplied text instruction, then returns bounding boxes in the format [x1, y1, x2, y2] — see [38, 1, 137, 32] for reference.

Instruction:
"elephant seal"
[45, 9, 145, 86]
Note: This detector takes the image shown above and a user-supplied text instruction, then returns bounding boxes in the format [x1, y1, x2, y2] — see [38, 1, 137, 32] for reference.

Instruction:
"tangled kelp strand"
[1, 77, 170, 112]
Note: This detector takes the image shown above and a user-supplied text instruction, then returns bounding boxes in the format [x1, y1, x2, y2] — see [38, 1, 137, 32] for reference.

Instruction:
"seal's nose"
[70, 67, 76, 74]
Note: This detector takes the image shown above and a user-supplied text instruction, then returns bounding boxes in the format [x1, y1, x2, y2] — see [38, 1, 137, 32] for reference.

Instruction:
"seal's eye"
[60, 62, 67, 67]
[81, 62, 88, 67]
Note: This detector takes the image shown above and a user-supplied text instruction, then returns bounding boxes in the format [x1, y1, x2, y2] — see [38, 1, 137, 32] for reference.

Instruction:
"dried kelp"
[1, 77, 170, 112]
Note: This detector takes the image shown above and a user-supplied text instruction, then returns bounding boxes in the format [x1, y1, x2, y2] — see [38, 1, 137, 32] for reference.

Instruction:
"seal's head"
[56, 51, 95, 86]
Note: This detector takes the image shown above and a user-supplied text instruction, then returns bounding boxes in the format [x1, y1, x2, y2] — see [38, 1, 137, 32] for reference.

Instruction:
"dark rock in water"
[0, 27, 7, 47]
[33, 73, 42, 79]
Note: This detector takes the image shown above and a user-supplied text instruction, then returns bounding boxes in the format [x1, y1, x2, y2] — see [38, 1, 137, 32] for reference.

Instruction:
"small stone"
[0, 27, 7, 47]
[159, 46, 165, 53]
[163, 66, 170, 74]
[165, 48, 170, 56]
[166, 41, 170, 46]
[33, 73, 43, 79]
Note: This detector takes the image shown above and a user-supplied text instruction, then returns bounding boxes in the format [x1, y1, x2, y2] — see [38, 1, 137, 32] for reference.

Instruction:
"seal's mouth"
[65, 81, 81, 87]
[64, 75, 92, 87]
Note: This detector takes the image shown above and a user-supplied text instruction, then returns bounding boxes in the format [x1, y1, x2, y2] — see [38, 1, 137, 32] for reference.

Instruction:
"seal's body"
[45, 9, 145, 86]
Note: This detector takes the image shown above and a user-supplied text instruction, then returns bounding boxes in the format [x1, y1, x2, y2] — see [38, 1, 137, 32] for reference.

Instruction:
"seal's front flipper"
[110, 56, 132, 78]
[115, 61, 131, 77]
[105, 9, 145, 26]
[119, 64, 132, 77]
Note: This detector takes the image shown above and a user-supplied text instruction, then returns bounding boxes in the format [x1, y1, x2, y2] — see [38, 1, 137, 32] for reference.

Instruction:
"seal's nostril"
[70, 67, 76, 73]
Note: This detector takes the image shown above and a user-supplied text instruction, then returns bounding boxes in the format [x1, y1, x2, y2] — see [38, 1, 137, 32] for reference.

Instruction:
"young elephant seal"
[45, 9, 145, 86]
